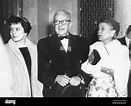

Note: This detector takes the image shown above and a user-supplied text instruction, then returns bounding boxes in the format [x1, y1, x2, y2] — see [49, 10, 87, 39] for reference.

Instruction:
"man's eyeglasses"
[54, 20, 71, 25]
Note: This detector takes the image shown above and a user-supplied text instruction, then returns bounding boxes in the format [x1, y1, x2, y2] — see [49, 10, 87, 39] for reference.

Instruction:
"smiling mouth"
[58, 28, 65, 30]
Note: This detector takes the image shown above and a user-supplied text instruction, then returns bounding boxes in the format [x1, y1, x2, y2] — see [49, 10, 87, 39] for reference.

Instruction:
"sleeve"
[0, 38, 13, 97]
[101, 45, 130, 96]
[81, 43, 101, 75]
[88, 49, 101, 65]
[37, 39, 57, 88]
[113, 46, 130, 97]
[79, 37, 92, 85]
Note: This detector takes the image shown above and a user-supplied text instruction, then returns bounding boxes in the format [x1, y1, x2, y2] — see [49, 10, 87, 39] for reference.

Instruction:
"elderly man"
[37, 10, 91, 97]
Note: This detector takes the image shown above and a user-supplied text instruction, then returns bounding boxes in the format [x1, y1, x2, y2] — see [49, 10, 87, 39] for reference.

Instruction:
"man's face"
[54, 13, 71, 37]
[127, 31, 131, 39]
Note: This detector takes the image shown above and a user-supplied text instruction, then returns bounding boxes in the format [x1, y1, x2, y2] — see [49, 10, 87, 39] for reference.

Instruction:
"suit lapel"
[49, 33, 79, 60]
[68, 34, 78, 54]
[122, 37, 127, 46]
[50, 33, 67, 58]
[50, 33, 77, 59]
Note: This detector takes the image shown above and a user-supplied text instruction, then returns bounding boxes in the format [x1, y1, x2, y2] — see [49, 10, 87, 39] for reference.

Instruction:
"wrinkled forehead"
[54, 11, 71, 20]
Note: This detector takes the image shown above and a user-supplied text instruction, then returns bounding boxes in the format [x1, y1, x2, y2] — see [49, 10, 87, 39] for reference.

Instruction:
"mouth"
[12, 35, 17, 38]
[98, 34, 101, 37]
[58, 28, 65, 31]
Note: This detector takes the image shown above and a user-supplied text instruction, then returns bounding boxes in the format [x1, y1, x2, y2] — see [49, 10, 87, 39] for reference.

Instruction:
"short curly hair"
[8, 15, 32, 35]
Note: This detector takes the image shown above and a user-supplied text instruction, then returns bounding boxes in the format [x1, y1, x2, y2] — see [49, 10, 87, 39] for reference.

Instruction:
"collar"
[58, 33, 70, 40]
[59, 35, 69, 40]
[125, 36, 131, 47]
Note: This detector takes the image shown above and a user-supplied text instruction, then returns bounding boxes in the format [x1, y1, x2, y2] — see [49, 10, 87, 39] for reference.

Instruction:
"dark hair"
[99, 18, 120, 36]
[126, 25, 131, 35]
[8, 15, 32, 35]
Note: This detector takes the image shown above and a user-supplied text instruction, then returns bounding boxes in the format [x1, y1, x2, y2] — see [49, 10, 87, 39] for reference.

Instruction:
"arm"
[37, 39, 57, 88]
[113, 46, 130, 97]
[79, 37, 92, 85]
[100, 45, 130, 96]
[81, 43, 101, 75]
[101, 66, 114, 77]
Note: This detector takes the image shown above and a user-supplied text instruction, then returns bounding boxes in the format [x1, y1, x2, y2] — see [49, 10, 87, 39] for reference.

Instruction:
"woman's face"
[98, 22, 115, 42]
[10, 23, 27, 42]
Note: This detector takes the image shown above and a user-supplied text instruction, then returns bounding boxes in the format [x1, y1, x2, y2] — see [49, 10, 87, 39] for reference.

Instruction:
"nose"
[58, 22, 63, 27]
[98, 28, 100, 32]
[11, 29, 16, 35]
[98, 29, 101, 34]
[11, 28, 16, 33]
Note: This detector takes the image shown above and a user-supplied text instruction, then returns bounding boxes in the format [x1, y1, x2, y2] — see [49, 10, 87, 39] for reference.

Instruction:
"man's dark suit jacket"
[118, 36, 131, 97]
[37, 33, 92, 97]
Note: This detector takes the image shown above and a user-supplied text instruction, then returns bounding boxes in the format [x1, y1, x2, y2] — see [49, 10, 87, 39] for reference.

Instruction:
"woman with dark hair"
[81, 18, 130, 97]
[5, 15, 43, 97]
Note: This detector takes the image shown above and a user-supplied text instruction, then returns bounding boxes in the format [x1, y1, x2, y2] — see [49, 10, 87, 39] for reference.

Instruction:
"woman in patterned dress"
[81, 18, 130, 97]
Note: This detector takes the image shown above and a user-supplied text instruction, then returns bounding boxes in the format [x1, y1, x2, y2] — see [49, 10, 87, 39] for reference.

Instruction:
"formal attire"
[37, 33, 92, 97]
[118, 36, 131, 97]
[5, 38, 43, 97]
[81, 39, 130, 97]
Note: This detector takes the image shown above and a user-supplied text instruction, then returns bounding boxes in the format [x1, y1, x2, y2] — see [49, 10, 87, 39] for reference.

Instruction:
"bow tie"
[59, 35, 69, 40]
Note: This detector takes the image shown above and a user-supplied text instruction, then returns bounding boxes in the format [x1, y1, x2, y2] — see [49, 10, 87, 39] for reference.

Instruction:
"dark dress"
[19, 47, 32, 96]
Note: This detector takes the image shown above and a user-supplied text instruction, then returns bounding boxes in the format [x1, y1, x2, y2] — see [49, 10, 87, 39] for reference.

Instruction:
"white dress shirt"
[125, 36, 131, 48]
[60, 38, 69, 52]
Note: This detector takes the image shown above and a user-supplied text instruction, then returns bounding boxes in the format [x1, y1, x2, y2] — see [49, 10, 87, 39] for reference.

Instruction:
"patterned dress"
[82, 40, 129, 97]
[87, 77, 118, 97]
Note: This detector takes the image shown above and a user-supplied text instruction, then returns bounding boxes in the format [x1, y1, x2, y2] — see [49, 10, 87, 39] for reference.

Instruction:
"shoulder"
[5, 39, 12, 49]
[71, 34, 86, 40]
[71, 34, 88, 43]
[90, 41, 102, 48]
[117, 36, 125, 40]
[5, 42, 9, 48]
[37, 36, 50, 45]
[117, 36, 125, 43]
[119, 43, 128, 52]
[115, 39, 128, 53]
[26, 38, 36, 48]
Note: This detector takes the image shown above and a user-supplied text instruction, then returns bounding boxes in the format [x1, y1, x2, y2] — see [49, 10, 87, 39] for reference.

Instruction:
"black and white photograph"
[0, 0, 131, 105]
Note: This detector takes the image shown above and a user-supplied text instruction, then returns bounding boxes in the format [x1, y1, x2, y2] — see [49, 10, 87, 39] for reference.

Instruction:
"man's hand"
[69, 76, 81, 86]
[55, 75, 70, 86]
